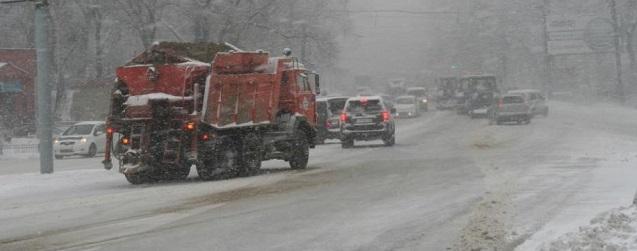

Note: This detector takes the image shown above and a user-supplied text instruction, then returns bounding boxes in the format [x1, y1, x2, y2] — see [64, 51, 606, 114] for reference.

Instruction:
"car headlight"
[422, 99, 428, 103]
[80, 138, 87, 143]
[53, 138, 59, 144]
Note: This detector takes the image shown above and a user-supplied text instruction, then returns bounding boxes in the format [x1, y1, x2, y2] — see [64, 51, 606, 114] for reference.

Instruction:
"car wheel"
[87, 144, 97, 158]
[55, 155, 63, 160]
[383, 134, 395, 146]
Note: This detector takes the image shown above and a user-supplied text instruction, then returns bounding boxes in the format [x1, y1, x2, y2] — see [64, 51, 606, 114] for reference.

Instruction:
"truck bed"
[202, 52, 281, 128]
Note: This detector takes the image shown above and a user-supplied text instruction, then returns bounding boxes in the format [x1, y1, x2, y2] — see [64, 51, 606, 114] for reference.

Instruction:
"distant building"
[0, 49, 36, 135]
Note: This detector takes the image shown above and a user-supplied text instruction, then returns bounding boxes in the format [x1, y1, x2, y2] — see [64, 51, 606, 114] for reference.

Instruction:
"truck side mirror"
[314, 74, 320, 95]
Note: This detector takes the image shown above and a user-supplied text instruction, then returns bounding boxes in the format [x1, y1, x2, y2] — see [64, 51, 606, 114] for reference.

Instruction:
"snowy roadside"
[540, 205, 637, 251]
[514, 101, 637, 250]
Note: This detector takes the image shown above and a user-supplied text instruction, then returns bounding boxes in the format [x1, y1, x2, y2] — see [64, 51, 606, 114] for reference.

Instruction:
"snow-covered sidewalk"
[541, 205, 637, 251]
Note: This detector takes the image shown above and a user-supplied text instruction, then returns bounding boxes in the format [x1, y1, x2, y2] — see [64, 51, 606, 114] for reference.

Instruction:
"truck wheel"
[289, 130, 309, 170]
[166, 166, 190, 181]
[125, 173, 148, 185]
[197, 139, 240, 181]
[239, 133, 262, 177]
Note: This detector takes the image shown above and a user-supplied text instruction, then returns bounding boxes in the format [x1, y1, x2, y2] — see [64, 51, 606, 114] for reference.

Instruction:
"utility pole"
[609, 0, 625, 104]
[35, 0, 53, 173]
[541, 0, 553, 98]
[0, 0, 53, 173]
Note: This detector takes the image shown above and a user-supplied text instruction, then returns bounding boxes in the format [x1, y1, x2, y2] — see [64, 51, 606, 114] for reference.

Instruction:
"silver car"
[489, 94, 532, 125]
[507, 89, 549, 117]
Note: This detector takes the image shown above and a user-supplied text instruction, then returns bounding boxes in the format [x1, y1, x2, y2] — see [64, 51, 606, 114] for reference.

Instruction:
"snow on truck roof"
[124, 93, 193, 106]
[125, 42, 231, 66]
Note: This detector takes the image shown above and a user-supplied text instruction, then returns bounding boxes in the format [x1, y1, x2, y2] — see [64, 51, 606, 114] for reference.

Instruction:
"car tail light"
[201, 133, 210, 141]
[106, 127, 114, 135]
[184, 121, 196, 131]
[498, 99, 503, 109]
[340, 113, 349, 123]
[381, 111, 390, 122]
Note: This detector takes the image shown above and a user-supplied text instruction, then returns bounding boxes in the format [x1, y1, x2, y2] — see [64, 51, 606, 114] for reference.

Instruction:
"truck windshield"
[63, 124, 94, 136]
[346, 100, 383, 113]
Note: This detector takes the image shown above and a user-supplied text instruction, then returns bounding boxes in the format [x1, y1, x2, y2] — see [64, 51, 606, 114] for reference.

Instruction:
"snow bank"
[540, 205, 637, 251]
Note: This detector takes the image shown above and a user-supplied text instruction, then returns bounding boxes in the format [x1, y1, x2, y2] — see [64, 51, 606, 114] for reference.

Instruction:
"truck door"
[295, 72, 316, 125]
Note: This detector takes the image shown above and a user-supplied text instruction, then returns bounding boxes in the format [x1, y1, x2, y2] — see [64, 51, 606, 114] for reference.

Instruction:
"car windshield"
[327, 99, 347, 114]
[62, 125, 94, 135]
[395, 97, 415, 104]
[502, 96, 524, 104]
[346, 100, 383, 113]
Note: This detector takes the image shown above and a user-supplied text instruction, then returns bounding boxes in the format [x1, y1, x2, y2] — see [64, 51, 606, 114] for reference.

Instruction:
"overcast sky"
[338, 0, 459, 83]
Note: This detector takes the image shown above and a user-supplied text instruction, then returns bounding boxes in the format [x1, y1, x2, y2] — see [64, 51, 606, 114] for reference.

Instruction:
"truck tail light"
[340, 113, 349, 123]
[185, 121, 196, 131]
[381, 111, 390, 122]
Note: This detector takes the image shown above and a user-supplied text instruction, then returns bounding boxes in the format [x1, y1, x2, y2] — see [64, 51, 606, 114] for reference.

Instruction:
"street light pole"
[609, 0, 625, 104]
[35, 0, 53, 173]
[541, 0, 553, 98]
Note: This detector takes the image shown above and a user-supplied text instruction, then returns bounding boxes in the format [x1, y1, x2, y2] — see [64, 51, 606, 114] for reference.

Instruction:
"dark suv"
[340, 96, 396, 148]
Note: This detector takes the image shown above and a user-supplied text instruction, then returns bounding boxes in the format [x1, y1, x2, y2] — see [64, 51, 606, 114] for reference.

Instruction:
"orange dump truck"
[103, 43, 320, 184]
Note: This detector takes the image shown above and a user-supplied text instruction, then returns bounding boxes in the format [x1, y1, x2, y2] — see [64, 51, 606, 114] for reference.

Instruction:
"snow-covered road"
[1, 101, 636, 251]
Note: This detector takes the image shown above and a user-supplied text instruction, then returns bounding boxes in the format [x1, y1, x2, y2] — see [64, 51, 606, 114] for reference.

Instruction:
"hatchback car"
[340, 96, 396, 148]
[53, 121, 107, 159]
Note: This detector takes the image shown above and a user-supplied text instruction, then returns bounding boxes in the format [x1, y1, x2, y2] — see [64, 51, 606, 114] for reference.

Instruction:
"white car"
[54, 121, 107, 159]
[394, 95, 420, 118]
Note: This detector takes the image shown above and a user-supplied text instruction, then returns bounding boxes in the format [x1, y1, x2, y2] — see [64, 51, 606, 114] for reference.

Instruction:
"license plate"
[61, 149, 74, 153]
[357, 118, 373, 124]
